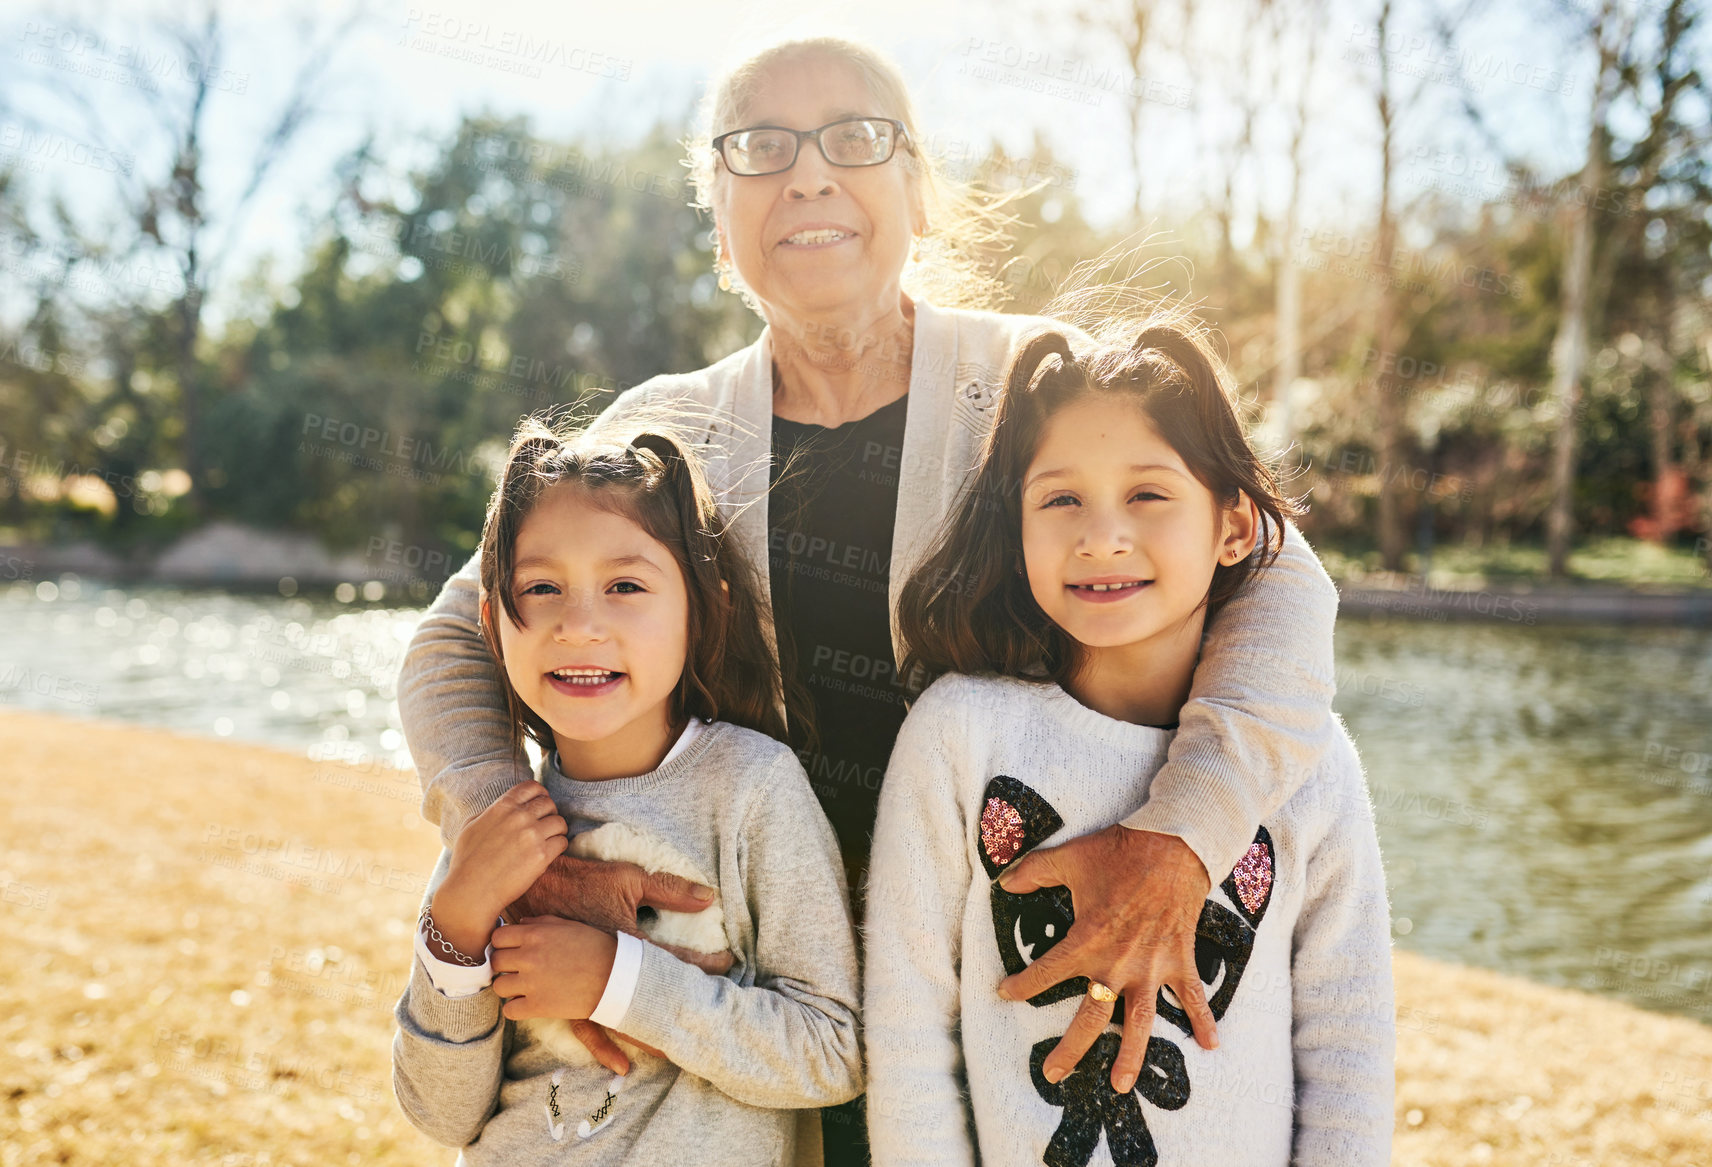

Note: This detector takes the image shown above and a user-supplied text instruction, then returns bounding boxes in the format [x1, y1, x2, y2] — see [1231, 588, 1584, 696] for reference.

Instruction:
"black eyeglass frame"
[710, 116, 915, 177]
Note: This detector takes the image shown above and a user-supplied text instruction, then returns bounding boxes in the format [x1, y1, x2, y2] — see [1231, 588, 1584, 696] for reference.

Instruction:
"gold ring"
[1086, 980, 1118, 1004]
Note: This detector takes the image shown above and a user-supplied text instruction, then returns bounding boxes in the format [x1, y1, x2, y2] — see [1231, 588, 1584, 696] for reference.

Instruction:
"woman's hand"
[557, 1020, 668, 1074]
[994, 826, 1217, 1093]
[430, 782, 568, 959]
[502, 859, 736, 1075]
[506, 855, 735, 976]
[491, 916, 619, 1022]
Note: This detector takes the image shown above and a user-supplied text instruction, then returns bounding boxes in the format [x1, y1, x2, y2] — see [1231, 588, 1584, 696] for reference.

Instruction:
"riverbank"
[1327, 537, 1712, 624]
[0, 522, 450, 593]
[1338, 578, 1712, 624]
[1, 709, 1709, 1165]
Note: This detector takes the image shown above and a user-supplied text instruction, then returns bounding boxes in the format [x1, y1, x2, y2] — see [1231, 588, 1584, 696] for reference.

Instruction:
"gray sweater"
[864, 674, 1395, 1167]
[392, 721, 864, 1165]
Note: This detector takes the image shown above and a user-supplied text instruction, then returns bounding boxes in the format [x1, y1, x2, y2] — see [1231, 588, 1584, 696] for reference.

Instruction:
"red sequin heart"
[981, 797, 1026, 866]
[1231, 840, 1273, 916]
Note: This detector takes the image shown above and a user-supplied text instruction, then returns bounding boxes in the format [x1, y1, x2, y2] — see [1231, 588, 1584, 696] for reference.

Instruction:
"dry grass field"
[3, 707, 1710, 1165]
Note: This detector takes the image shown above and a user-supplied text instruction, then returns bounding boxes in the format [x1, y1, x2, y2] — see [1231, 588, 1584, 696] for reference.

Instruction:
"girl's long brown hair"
[896, 309, 1303, 692]
[477, 414, 786, 761]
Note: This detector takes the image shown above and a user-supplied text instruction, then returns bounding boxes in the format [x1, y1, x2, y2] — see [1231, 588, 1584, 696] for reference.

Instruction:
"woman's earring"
[714, 238, 733, 291]
[911, 236, 922, 263]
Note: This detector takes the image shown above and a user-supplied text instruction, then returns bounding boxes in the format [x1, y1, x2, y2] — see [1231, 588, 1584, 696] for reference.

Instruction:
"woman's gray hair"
[683, 35, 1029, 312]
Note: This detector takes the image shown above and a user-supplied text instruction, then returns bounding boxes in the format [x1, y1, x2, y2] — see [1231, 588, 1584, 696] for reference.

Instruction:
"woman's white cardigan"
[398, 298, 1342, 884]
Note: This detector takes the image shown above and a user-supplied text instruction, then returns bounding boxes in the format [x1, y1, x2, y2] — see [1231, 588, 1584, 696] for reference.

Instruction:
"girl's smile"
[494, 482, 691, 781]
[1020, 395, 1220, 653]
[544, 668, 626, 698]
[1020, 393, 1258, 726]
[1065, 577, 1153, 602]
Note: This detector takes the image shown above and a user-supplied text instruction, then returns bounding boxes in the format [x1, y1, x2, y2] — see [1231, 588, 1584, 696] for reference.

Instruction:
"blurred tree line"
[0, 0, 1709, 585]
[0, 108, 761, 570]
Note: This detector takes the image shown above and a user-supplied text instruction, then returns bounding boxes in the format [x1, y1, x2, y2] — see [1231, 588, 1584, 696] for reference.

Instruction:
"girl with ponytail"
[864, 311, 1395, 1166]
[393, 414, 862, 1165]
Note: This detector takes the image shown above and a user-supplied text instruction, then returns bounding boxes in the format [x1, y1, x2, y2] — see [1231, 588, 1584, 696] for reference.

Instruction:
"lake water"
[7, 577, 1711, 1023]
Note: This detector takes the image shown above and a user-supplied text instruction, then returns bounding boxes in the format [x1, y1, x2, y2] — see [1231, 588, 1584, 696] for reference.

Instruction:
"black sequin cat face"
[1156, 827, 1275, 1036]
[979, 775, 1278, 1167]
[981, 776, 1110, 1015]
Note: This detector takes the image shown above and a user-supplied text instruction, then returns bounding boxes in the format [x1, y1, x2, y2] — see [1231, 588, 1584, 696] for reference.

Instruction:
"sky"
[0, 0, 1609, 333]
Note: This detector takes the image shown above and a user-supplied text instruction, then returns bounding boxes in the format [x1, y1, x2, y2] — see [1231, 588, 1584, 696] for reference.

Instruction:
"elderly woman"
[397, 35, 1340, 1166]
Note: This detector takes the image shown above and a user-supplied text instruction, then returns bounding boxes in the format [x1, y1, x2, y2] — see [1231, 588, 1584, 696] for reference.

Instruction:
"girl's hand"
[433, 783, 568, 954]
[490, 916, 619, 1022]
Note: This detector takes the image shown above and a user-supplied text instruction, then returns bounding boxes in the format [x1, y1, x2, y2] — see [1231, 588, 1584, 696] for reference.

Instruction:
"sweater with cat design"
[863, 673, 1394, 1167]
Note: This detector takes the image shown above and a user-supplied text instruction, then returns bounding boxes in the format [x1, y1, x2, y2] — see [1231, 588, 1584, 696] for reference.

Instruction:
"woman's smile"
[712, 51, 920, 327]
[778, 223, 858, 249]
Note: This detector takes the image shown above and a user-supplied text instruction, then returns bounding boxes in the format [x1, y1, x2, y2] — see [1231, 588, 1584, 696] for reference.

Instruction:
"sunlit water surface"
[6, 579, 1710, 1021]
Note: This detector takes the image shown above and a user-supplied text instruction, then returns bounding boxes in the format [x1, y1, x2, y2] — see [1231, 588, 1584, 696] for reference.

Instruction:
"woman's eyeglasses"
[712, 116, 913, 177]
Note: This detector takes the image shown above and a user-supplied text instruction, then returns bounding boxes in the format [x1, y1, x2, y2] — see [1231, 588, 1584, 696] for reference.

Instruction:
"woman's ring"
[1086, 980, 1118, 1004]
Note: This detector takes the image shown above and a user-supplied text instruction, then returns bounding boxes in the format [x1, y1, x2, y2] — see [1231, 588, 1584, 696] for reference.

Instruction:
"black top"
[768, 390, 913, 905]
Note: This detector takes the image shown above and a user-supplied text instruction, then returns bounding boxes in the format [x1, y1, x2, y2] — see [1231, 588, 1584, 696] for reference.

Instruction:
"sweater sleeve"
[395, 381, 685, 845]
[1120, 521, 1341, 881]
[608, 753, 864, 1110]
[1289, 737, 1396, 1166]
[862, 685, 977, 1167]
[396, 544, 531, 845]
[391, 944, 510, 1147]
[391, 844, 510, 1148]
